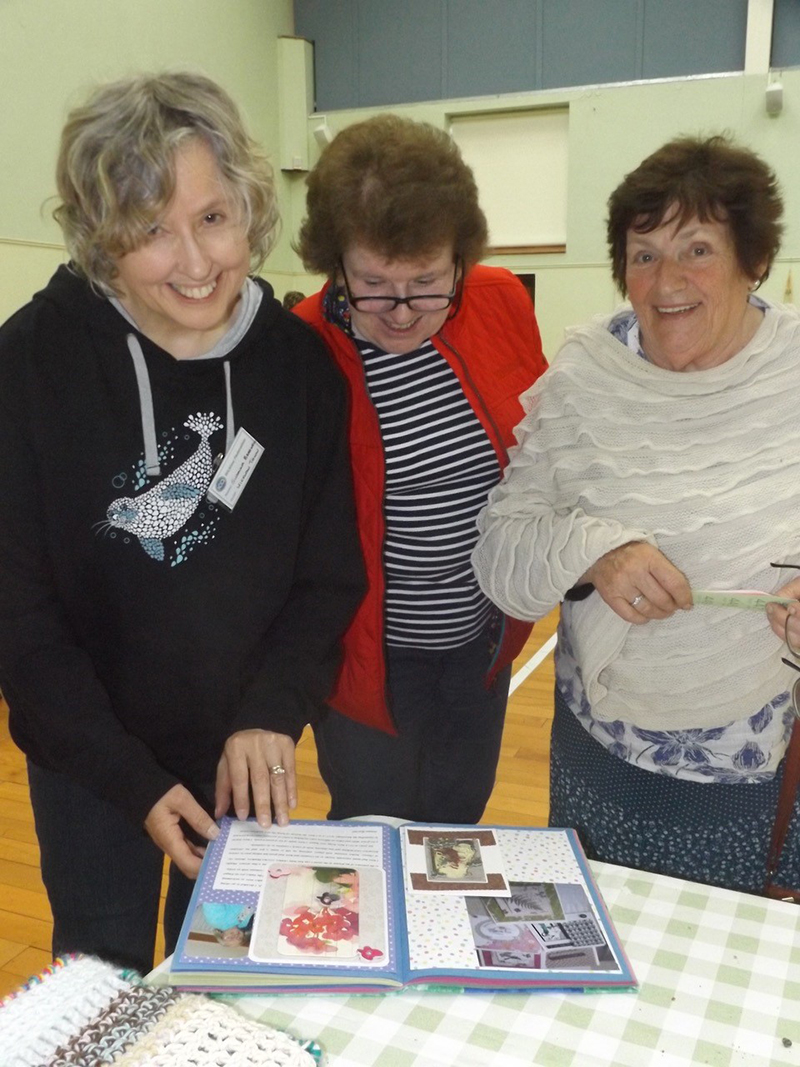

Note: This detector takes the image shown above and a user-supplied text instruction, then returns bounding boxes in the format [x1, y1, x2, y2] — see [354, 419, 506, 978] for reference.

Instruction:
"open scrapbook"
[168, 818, 636, 995]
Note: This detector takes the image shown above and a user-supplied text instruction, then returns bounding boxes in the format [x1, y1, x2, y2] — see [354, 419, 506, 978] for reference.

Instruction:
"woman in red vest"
[293, 114, 547, 823]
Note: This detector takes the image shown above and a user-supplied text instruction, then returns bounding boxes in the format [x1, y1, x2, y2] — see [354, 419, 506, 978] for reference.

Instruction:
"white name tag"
[207, 428, 264, 511]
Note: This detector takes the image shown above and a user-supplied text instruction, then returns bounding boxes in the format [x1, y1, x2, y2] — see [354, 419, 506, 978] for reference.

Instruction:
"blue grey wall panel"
[294, 0, 359, 110]
[445, 0, 539, 98]
[642, 0, 747, 79]
[356, 0, 444, 105]
[541, 0, 641, 89]
[294, 0, 751, 111]
[772, 0, 800, 68]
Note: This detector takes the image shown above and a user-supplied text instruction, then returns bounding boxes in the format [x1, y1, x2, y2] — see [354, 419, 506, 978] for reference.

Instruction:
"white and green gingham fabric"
[219, 862, 800, 1067]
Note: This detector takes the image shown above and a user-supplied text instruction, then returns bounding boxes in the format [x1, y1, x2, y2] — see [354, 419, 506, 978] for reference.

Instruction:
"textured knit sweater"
[474, 301, 800, 730]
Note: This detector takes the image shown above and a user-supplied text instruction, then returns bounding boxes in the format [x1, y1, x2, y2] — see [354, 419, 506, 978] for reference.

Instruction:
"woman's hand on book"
[215, 729, 298, 829]
[144, 783, 220, 878]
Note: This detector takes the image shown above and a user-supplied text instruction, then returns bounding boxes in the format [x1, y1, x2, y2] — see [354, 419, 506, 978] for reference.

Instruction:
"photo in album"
[467, 882, 618, 972]
[249, 864, 389, 966]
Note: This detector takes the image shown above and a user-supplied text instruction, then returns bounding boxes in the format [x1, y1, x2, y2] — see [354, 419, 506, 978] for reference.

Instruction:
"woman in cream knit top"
[473, 136, 800, 892]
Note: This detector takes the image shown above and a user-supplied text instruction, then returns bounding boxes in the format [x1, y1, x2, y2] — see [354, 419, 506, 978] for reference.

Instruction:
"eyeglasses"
[782, 614, 800, 690]
[772, 562, 800, 714]
[339, 258, 460, 314]
[768, 564, 800, 901]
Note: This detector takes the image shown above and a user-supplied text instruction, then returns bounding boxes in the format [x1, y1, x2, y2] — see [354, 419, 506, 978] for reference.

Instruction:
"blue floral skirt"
[549, 687, 800, 894]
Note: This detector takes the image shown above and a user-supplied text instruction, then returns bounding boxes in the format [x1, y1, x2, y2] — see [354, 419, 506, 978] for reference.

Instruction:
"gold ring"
[269, 764, 286, 776]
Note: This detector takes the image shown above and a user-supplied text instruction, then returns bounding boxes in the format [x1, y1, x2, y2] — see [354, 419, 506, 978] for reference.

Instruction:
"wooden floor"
[0, 610, 557, 997]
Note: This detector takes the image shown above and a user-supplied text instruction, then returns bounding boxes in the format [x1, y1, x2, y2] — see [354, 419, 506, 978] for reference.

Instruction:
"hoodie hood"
[30, 264, 281, 361]
[31, 265, 279, 474]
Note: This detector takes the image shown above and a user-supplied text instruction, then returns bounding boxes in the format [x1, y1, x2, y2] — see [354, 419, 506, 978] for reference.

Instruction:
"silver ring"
[269, 764, 286, 776]
[630, 594, 645, 608]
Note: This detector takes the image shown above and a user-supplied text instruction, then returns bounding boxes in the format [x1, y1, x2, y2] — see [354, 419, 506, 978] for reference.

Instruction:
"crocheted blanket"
[0, 954, 319, 1067]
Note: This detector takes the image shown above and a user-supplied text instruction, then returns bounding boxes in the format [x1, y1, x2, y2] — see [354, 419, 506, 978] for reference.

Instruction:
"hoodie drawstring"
[127, 335, 161, 477]
[127, 333, 233, 478]
[223, 359, 234, 456]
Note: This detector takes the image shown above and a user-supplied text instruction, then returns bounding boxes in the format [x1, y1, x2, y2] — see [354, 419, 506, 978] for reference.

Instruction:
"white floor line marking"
[509, 633, 557, 693]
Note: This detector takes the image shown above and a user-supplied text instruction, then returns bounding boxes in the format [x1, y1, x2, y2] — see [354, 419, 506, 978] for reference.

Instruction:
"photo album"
[168, 818, 637, 995]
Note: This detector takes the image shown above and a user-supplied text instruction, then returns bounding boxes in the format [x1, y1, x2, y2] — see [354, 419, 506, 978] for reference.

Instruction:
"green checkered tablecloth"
[217, 862, 800, 1067]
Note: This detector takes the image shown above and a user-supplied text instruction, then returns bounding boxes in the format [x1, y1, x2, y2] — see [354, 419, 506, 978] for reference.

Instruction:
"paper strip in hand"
[691, 589, 797, 610]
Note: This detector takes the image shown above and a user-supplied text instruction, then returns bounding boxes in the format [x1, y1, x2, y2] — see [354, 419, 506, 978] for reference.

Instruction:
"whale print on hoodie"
[104, 411, 223, 563]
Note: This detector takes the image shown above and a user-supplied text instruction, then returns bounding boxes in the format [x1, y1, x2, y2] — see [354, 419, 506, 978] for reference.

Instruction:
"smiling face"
[625, 213, 764, 372]
[217, 926, 247, 947]
[114, 138, 251, 359]
[341, 244, 457, 354]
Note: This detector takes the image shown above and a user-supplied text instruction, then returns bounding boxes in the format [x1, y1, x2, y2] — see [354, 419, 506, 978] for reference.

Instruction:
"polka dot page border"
[179, 819, 398, 973]
[403, 829, 585, 972]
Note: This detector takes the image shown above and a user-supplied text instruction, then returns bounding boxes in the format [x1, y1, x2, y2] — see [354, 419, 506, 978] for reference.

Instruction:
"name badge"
[207, 428, 264, 511]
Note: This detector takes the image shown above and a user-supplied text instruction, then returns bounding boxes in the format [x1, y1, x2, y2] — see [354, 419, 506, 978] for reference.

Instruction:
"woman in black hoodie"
[0, 72, 364, 973]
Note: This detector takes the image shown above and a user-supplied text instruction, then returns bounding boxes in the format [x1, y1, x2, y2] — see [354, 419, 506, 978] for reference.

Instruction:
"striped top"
[356, 336, 499, 649]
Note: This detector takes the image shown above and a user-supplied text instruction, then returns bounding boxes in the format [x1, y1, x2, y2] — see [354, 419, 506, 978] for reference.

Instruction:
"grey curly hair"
[54, 71, 279, 293]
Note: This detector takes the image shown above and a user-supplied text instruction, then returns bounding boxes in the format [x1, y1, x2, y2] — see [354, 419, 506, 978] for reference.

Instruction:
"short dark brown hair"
[296, 114, 487, 276]
[607, 135, 783, 295]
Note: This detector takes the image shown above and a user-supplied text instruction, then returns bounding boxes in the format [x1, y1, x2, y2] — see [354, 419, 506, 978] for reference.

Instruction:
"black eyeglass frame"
[780, 618, 800, 722]
[772, 562, 800, 714]
[338, 257, 461, 314]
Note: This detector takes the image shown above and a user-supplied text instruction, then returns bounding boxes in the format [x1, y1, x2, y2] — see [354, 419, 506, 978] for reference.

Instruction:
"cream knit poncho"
[474, 302, 800, 730]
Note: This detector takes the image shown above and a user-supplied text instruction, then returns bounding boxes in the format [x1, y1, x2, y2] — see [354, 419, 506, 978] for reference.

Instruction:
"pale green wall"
[0, 0, 295, 324]
[291, 71, 800, 358]
[3, 6, 800, 357]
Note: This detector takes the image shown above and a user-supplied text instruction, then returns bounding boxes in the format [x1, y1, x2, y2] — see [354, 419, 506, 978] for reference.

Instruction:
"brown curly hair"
[607, 135, 783, 295]
[296, 114, 487, 276]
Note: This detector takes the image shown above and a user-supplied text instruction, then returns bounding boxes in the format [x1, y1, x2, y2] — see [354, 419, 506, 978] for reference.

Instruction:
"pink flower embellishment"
[358, 946, 384, 961]
[268, 866, 296, 879]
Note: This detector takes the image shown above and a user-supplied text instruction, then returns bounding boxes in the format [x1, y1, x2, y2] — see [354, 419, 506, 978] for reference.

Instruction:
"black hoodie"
[0, 266, 365, 824]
